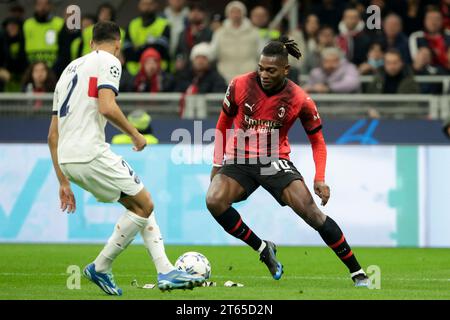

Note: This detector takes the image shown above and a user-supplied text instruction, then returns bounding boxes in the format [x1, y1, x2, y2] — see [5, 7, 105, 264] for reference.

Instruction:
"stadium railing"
[0, 91, 448, 120]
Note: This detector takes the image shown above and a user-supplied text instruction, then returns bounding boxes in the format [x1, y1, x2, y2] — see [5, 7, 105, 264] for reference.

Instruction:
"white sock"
[351, 269, 366, 278]
[140, 212, 175, 274]
[257, 241, 267, 253]
[94, 210, 148, 273]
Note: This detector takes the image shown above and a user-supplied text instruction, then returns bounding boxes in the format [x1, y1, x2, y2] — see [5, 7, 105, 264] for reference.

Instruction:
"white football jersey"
[53, 50, 121, 164]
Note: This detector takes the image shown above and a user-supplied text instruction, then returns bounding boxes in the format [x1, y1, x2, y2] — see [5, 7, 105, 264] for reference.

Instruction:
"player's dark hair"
[261, 36, 302, 61]
[92, 21, 120, 43]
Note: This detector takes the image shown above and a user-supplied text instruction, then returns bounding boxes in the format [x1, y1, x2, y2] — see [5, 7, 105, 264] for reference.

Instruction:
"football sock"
[94, 210, 147, 273]
[214, 206, 262, 251]
[257, 241, 267, 254]
[317, 216, 362, 273]
[140, 212, 175, 274]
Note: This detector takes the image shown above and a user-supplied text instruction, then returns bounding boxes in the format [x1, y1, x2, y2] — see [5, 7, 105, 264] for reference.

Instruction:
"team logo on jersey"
[277, 106, 286, 119]
[110, 65, 120, 78]
[245, 103, 255, 112]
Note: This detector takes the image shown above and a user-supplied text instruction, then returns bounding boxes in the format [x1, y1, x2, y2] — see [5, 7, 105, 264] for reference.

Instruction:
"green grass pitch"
[0, 244, 449, 300]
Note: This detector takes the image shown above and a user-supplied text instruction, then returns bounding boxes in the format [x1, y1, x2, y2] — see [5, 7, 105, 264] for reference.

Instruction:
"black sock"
[317, 216, 362, 274]
[213, 206, 263, 251]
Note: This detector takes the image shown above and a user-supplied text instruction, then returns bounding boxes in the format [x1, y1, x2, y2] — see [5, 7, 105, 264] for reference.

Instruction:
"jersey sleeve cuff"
[98, 84, 119, 96]
[306, 125, 323, 135]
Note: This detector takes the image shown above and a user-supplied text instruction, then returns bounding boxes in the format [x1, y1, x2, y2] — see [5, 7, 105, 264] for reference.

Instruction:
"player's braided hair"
[262, 35, 302, 60]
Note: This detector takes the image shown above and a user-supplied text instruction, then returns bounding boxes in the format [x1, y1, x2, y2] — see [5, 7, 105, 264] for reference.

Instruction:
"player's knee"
[206, 191, 227, 215]
[303, 203, 325, 229]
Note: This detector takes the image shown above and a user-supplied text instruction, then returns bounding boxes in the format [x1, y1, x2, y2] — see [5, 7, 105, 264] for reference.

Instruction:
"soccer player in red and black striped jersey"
[206, 37, 370, 287]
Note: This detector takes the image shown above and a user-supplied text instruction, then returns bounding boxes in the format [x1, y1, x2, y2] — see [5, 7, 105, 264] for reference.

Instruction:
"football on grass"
[175, 251, 211, 280]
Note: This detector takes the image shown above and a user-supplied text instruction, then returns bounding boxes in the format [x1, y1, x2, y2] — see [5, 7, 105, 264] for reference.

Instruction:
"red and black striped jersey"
[215, 72, 322, 164]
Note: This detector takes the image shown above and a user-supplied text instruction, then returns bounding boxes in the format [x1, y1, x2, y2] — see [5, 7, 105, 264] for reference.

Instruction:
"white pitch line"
[0, 273, 449, 283]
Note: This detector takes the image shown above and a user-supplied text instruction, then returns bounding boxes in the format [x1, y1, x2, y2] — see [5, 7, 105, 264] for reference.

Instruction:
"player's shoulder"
[94, 50, 121, 65]
[287, 79, 309, 103]
[230, 72, 257, 87]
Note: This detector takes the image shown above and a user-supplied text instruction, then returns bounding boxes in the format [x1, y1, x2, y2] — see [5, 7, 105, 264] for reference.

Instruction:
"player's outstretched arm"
[98, 88, 147, 151]
[48, 116, 76, 213]
[308, 131, 330, 206]
[211, 111, 234, 181]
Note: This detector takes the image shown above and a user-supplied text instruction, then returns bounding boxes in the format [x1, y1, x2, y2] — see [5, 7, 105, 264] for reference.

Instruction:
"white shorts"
[60, 149, 144, 203]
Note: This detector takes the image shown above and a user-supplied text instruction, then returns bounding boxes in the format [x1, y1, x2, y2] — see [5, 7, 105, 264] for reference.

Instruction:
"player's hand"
[314, 181, 330, 206]
[132, 133, 147, 151]
[59, 183, 76, 213]
[210, 166, 222, 181]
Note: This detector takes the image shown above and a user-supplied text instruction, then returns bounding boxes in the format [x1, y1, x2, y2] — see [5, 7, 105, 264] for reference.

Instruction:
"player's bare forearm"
[98, 89, 146, 151]
[48, 116, 69, 186]
[98, 89, 139, 138]
[48, 116, 76, 213]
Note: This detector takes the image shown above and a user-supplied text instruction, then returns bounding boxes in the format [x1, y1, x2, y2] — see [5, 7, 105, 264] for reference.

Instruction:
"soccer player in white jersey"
[47, 21, 204, 295]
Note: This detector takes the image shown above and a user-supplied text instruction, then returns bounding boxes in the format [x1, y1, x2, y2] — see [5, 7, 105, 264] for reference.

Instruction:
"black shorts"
[218, 159, 303, 206]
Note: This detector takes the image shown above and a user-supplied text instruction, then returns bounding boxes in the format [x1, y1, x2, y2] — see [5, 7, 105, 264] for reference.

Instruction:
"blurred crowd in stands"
[0, 0, 449, 97]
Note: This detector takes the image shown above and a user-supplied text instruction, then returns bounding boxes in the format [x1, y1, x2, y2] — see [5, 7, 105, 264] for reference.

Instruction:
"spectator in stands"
[112, 110, 159, 145]
[441, 0, 450, 31]
[72, 4, 125, 60]
[69, 14, 95, 58]
[250, 6, 280, 42]
[97, 3, 116, 22]
[0, 68, 11, 93]
[366, 49, 420, 94]
[412, 47, 448, 94]
[378, 13, 411, 64]
[134, 48, 175, 93]
[210, 13, 224, 33]
[1, 17, 27, 91]
[305, 47, 361, 93]
[312, 0, 345, 33]
[23, 0, 64, 68]
[175, 3, 213, 73]
[174, 42, 227, 94]
[118, 51, 135, 92]
[301, 25, 337, 74]
[409, 8, 450, 70]
[336, 7, 372, 66]
[303, 14, 321, 55]
[124, 0, 171, 76]
[163, 0, 189, 58]
[358, 42, 385, 75]
[21, 61, 56, 93]
[53, 9, 83, 77]
[6, 3, 26, 22]
[211, 1, 261, 82]
[400, 0, 428, 36]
